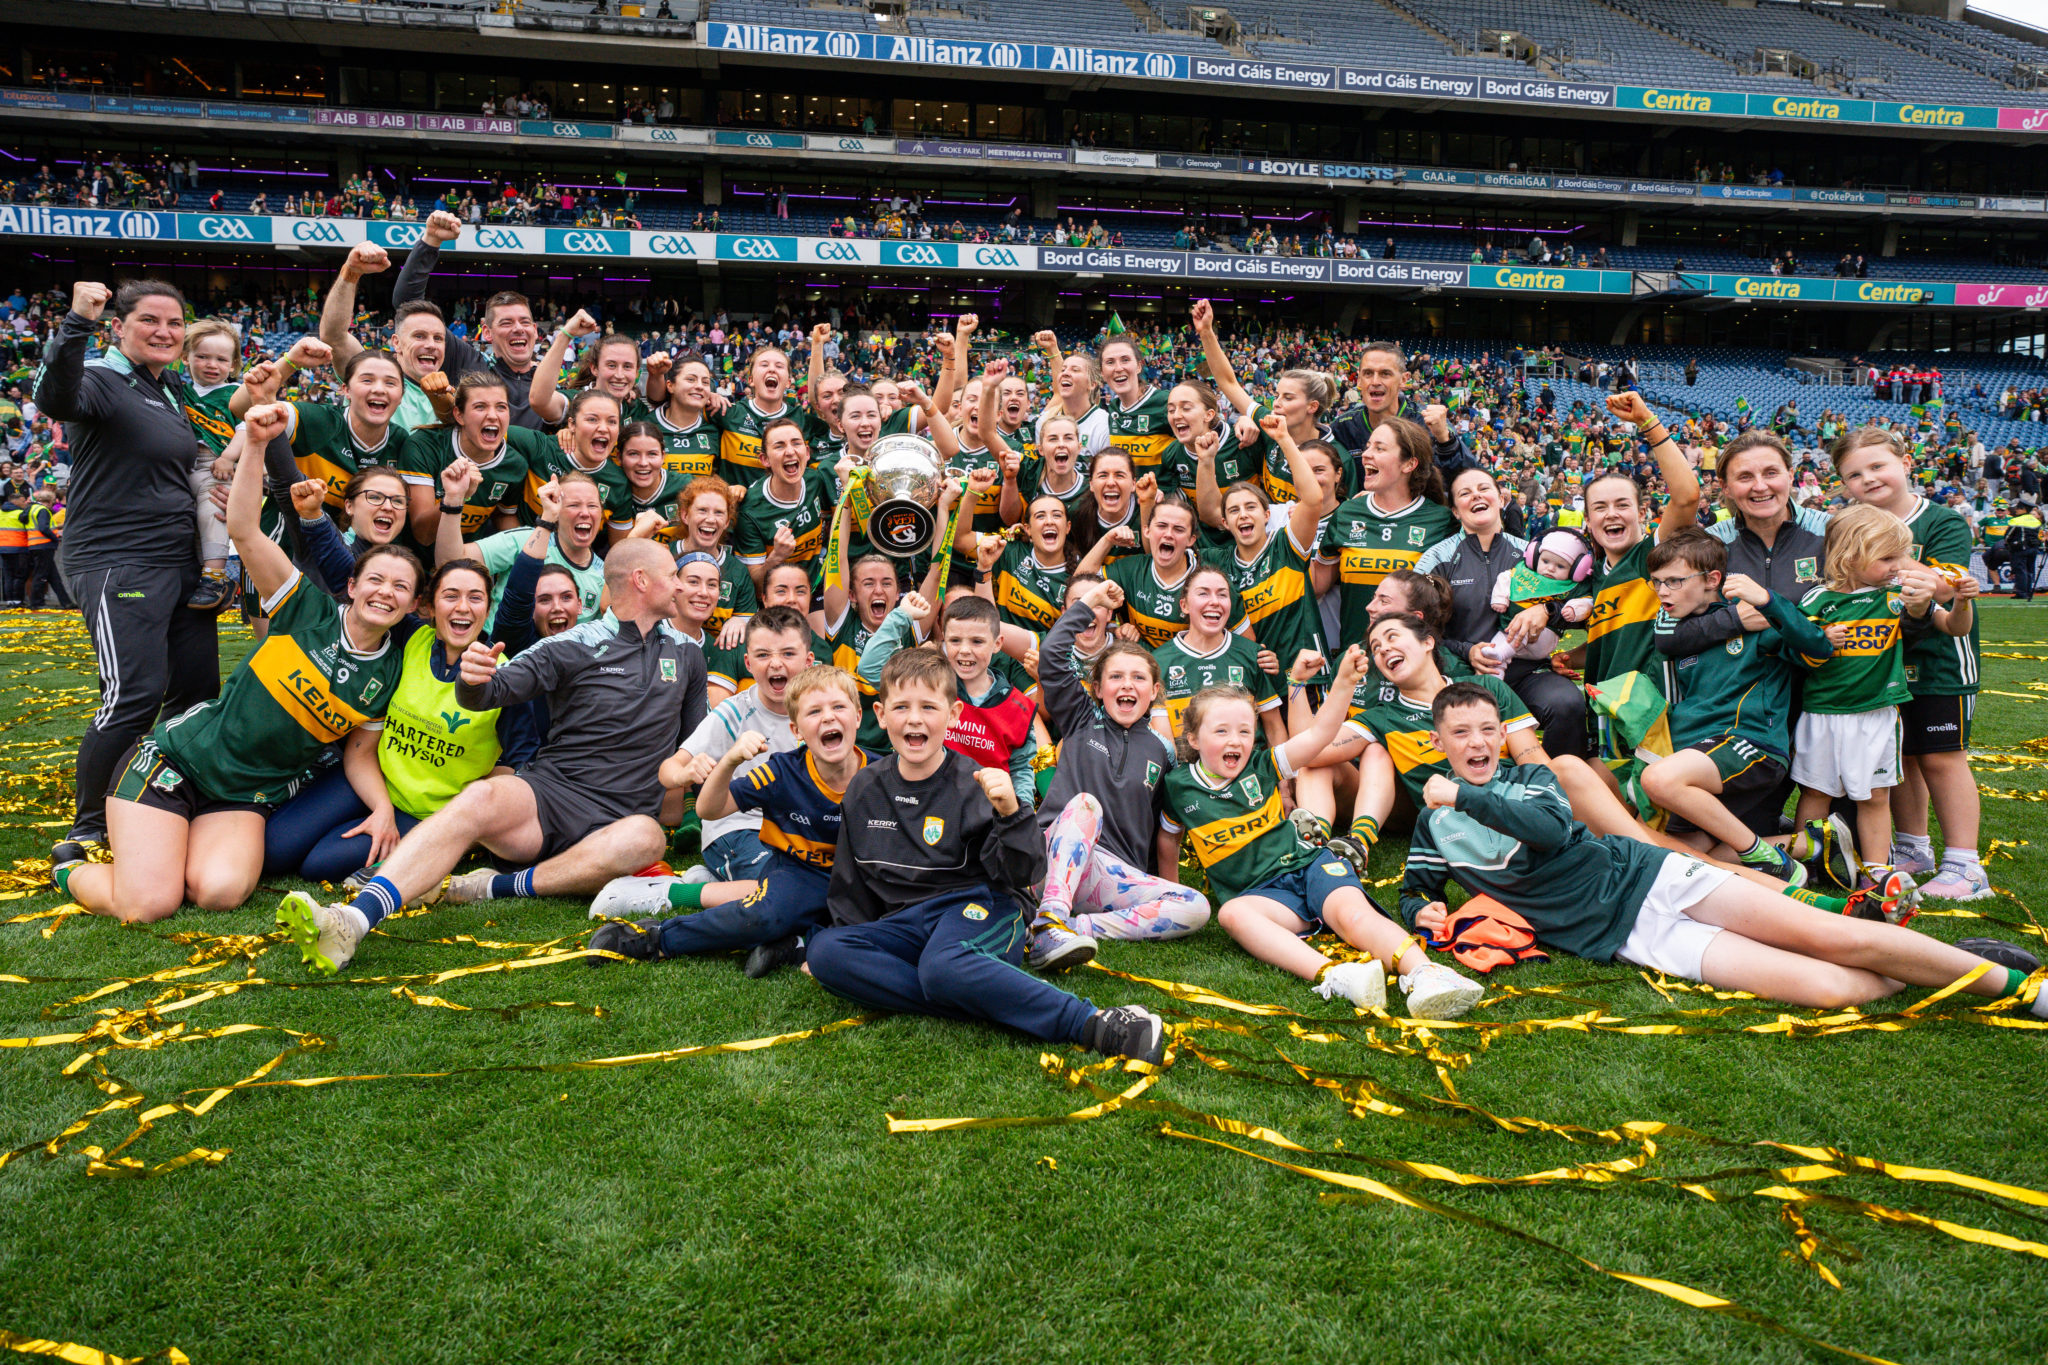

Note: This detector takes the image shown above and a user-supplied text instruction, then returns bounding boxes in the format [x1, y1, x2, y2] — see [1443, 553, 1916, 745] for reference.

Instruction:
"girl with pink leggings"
[1039, 792, 1211, 940]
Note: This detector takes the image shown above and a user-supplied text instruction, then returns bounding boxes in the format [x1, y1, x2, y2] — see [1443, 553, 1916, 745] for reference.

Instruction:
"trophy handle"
[867, 498, 937, 558]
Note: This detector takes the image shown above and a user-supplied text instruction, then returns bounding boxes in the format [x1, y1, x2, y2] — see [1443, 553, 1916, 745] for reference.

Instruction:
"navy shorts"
[1242, 856, 1369, 934]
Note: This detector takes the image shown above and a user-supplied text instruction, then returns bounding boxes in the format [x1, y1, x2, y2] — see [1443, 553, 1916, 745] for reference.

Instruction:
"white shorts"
[1614, 854, 1732, 980]
[1790, 708, 1902, 802]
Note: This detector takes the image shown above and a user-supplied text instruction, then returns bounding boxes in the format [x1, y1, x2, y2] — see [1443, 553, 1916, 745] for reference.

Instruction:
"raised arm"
[1608, 391, 1699, 541]
[1265, 412, 1325, 550]
[527, 309, 596, 428]
[1031, 328, 1064, 383]
[394, 210, 463, 308]
[319, 243, 387, 372]
[1278, 646, 1367, 773]
[32, 286, 113, 422]
[1191, 299, 1255, 417]
[807, 322, 834, 419]
[228, 405, 299, 599]
[230, 336, 332, 421]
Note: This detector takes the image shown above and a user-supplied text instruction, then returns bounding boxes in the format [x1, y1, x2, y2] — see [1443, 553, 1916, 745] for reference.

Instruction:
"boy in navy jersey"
[587, 666, 866, 977]
[807, 646, 1168, 1063]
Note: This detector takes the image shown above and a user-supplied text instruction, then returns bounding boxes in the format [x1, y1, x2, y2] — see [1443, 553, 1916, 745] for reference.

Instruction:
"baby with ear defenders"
[1486, 529, 1596, 663]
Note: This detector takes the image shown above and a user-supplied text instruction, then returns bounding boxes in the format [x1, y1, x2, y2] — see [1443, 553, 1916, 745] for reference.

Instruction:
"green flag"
[1107, 312, 1127, 335]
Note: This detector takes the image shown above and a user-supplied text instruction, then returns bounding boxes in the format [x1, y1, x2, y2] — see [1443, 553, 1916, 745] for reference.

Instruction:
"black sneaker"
[186, 570, 237, 613]
[1957, 938, 2041, 974]
[1795, 814, 1862, 894]
[1084, 1004, 1165, 1065]
[1324, 832, 1373, 884]
[743, 932, 807, 979]
[49, 837, 100, 889]
[588, 918, 661, 967]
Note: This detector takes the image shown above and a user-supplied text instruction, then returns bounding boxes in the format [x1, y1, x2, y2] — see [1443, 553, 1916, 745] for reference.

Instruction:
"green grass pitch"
[2, 604, 2045, 1365]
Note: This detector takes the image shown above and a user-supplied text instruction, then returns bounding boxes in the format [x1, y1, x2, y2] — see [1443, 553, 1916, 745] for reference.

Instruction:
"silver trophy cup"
[862, 432, 945, 558]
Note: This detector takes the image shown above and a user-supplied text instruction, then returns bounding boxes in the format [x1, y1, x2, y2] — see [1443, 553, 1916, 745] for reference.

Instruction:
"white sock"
[340, 904, 371, 937]
[1941, 849, 1982, 871]
[1894, 832, 1933, 860]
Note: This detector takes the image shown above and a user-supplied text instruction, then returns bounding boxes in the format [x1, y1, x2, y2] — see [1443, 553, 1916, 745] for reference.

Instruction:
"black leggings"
[69, 561, 220, 841]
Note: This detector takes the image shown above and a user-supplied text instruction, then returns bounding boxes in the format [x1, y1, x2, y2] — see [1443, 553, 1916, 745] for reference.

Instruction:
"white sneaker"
[441, 870, 499, 905]
[1399, 961, 1484, 1020]
[1026, 920, 1098, 972]
[1313, 959, 1386, 1010]
[277, 891, 364, 975]
[679, 865, 715, 886]
[589, 875, 681, 920]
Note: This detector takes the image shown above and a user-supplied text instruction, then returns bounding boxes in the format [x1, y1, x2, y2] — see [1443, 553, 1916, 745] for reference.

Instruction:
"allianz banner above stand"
[701, 23, 2048, 131]
[2, 205, 2033, 308]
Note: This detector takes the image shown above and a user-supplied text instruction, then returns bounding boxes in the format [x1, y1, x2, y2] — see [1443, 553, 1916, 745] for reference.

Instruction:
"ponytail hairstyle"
[570, 332, 643, 391]
[1377, 415, 1445, 505]
[1279, 368, 1335, 425]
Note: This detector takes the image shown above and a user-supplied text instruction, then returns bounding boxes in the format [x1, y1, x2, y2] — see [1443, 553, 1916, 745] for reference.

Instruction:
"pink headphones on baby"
[1524, 528, 1596, 582]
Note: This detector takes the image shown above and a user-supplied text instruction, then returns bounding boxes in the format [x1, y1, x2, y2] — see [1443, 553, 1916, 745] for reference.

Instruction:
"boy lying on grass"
[1400, 681, 2043, 1009]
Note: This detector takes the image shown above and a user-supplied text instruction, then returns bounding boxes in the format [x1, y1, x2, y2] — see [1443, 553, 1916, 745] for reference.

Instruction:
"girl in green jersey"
[609, 422, 689, 547]
[62, 403, 419, 924]
[1162, 642, 1484, 1019]
[528, 310, 652, 429]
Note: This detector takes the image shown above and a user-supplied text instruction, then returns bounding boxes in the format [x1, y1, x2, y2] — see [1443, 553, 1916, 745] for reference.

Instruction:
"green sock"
[1738, 836, 1778, 866]
[2003, 967, 2028, 997]
[1785, 887, 1847, 912]
[666, 881, 706, 910]
[51, 863, 72, 896]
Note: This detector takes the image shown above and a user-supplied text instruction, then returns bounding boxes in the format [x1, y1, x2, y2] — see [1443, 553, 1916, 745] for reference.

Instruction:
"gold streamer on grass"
[0, 1328, 189, 1365]
[1161, 1125, 1904, 1365]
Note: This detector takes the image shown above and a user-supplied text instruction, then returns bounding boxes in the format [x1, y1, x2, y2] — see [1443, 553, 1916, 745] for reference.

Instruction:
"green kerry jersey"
[1795, 585, 1913, 715]
[827, 606, 891, 755]
[182, 380, 240, 457]
[522, 443, 631, 527]
[1318, 493, 1459, 651]
[285, 400, 400, 515]
[733, 468, 837, 575]
[1104, 385, 1173, 474]
[1653, 592, 1833, 760]
[1901, 498, 1980, 697]
[1345, 671, 1533, 808]
[1162, 748, 1315, 904]
[1110, 552, 1246, 650]
[710, 547, 759, 634]
[652, 407, 720, 481]
[1151, 631, 1277, 739]
[717, 399, 825, 488]
[1158, 420, 1265, 553]
[1220, 521, 1323, 685]
[397, 426, 538, 539]
[1584, 536, 1660, 684]
[154, 571, 404, 804]
[607, 469, 691, 543]
[992, 541, 1070, 634]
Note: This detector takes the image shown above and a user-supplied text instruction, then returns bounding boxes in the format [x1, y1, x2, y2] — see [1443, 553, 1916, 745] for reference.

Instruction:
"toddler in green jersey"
[1162, 644, 1484, 1020]
[179, 319, 250, 612]
[1791, 504, 1971, 907]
